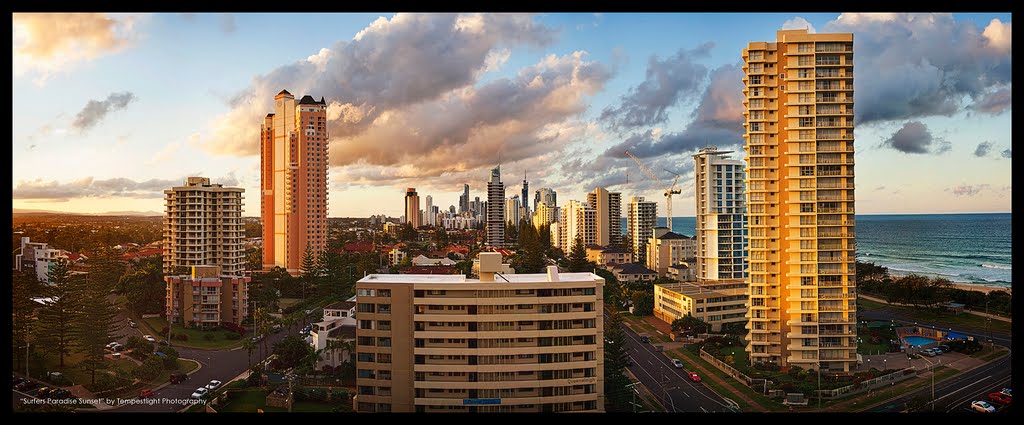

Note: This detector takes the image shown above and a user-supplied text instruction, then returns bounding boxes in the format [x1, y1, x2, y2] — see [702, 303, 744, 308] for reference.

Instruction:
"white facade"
[163, 177, 245, 276]
[628, 196, 657, 263]
[587, 188, 622, 248]
[558, 200, 596, 253]
[694, 147, 748, 281]
[505, 195, 521, 226]
[14, 237, 70, 284]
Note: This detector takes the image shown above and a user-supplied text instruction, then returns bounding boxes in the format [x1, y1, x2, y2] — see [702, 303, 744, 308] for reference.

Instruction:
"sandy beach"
[951, 282, 1011, 295]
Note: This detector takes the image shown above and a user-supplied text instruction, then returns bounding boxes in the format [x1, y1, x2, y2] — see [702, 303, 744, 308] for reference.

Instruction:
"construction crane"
[624, 150, 682, 232]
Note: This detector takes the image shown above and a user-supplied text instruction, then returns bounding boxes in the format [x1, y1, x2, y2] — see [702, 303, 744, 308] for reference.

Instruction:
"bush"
[224, 332, 242, 340]
[222, 322, 247, 336]
[172, 334, 189, 341]
[203, 333, 216, 341]
[133, 357, 163, 381]
[156, 346, 179, 358]
[162, 356, 179, 370]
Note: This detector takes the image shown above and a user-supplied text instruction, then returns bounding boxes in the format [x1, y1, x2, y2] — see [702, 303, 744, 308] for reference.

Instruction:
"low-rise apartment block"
[654, 281, 748, 332]
[164, 265, 250, 328]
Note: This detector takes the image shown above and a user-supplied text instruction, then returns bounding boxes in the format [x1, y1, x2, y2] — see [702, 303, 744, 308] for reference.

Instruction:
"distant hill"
[13, 208, 163, 216]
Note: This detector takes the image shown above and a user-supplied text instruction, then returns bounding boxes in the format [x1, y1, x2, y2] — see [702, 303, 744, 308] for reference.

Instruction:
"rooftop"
[324, 301, 355, 311]
[656, 282, 746, 299]
[358, 271, 601, 285]
[614, 263, 657, 275]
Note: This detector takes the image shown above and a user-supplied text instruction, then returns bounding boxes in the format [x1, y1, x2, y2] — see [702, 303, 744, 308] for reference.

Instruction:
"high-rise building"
[627, 196, 657, 264]
[485, 166, 505, 247]
[261, 89, 329, 274]
[743, 29, 856, 372]
[459, 184, 470, 214]
[165, 265, 249, 328]
[558, 200, 596, 252]
[535, 188, 557, 211]
[531, 202, 560, 229]
[586, 188, 621, 248]
[521, 175, 530, 218]
[163, 177, 245, 276]
[353, 253, 604, 413]
[405, 188, 421, 228]
[424, 195, 434, 227]
[505, 195, 521, 226]
[693, 147, 748, 281]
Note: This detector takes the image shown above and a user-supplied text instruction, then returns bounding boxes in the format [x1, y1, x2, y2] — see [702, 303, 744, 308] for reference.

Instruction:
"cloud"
[13, 13, 144, 84]
[201, 14, 559, 159]
[782, 16, 817, 33]
[603, 63, 745, 159]
[880, 121, 951, 154]
[1001, 148, 1011, 159]
[947, 184, 991, 197]
[971, 87, 1011, 115]
[13, 175, 242, 201]
[71, 92, 138, 132]
[148, 142, 181, 164]
[973, 141, 993, 157]
[823, 13, 1012, 125]
[599, 42, 713, 130]
[221, 13, 236, 33]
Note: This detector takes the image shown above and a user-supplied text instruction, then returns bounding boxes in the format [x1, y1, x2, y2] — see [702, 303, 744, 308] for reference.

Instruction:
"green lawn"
[138, 317, 243, 350]
[857, 297, 1012, 333]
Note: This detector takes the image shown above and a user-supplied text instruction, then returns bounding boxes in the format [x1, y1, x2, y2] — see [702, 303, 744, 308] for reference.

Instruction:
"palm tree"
[243, 338, 256, 371]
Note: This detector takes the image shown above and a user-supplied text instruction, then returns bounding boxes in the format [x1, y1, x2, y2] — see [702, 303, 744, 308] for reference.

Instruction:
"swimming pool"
[903, 336, 938, 346]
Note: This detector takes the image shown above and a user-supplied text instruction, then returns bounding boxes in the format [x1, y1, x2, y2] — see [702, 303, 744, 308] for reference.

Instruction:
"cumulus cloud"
[603, 63, 745, 159]
[71, 92, 138, 132]
[947, 184, 991, 197]
[972, 87, 1011, 114]
[880, 121, 951, 154]
[782, 16, 817, 33]
[1001, 148, 1012, 158]
[974, 141, 993, 157]
[13, 13, 144, 84]
[201, 13, 559, 160]
[823, 13, 1012, 125]
[148, 142, 181, 165]
[599, 43, 713, 130]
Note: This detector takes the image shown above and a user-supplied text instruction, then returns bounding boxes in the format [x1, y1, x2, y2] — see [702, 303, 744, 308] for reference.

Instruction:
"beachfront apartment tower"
[485, 166, 505, 247]
[353, 252, 604, 413]
[586, 188, 622, 248]
[694, 147, 749, 281]
[261, 90, 329, 274]
[742, 30, 857, 372]
[405, 188, 421, 228]
[558, 200, 597, 253]
[163, 177, 245, 276]
[627, 196, 657, 264]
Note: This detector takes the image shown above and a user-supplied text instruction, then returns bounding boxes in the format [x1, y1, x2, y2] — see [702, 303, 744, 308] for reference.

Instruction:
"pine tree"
[565, 233, 593, 272]
[12, 270, 39, 372]
[36, 258, 84, 368]
[77, 271, 123, 385]
[604, 311, 633, 412]
[301, 245, 317, 299]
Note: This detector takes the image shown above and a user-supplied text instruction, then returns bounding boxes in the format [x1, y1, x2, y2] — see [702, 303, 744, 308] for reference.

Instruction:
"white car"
[971, 400, 995, 413]
[205, 380, 222, 390]
[143, 335, 157, 343]
[672, 359, 684, 368]
[191, 387, 208, 399]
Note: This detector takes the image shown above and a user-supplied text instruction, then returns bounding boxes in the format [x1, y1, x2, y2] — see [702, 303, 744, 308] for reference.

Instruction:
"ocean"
[620, 213, 1011, 288]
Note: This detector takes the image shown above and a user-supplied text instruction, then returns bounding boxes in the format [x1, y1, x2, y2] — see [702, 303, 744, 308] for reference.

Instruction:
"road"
[609, 311, 734, 413]
[110, 315, 316, 412]
[859, 310, 1012, 414]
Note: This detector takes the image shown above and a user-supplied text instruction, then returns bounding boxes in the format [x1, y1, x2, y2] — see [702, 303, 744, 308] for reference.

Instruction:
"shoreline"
[950, 282, 1011, 295]
[884, 268, 1011, 292]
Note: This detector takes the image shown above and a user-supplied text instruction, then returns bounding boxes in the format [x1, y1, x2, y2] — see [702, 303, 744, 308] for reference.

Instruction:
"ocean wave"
[980, 263, 1012, 270]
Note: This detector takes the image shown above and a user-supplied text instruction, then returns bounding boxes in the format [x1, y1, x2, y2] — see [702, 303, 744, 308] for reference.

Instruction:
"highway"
[608, 311, 735, 413]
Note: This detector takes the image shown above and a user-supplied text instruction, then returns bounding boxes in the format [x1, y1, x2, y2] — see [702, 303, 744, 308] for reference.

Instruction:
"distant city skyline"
[13, 13, 1012, 217]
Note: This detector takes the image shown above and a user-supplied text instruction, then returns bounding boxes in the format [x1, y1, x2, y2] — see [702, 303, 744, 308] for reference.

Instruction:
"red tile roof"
[398, 266, 460, 275]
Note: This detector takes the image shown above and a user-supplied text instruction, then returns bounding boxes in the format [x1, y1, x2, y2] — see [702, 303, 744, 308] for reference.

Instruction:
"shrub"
[156, 346, 179, 358]
[224, 332, 242, 340]
[133, 357, 163, 381]
[203, 333, 216, 341]
[162, 356, 179, 370]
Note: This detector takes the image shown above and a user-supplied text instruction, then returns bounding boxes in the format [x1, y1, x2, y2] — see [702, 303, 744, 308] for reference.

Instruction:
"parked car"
[36, 387, 52, 398]
[936, 344, 951, 353]
[159, 340, 169, 346]
[639, 336, 650, 343]
[47, 389, 72, 399]
[128, 320, 138, 328]
[921, 349, 937, 357]
[191, 387, 208, 399]
[971, 400, 996, 413]
[1000, 388, 1012, 397]
[672, 359, 684, 368]
[15, 380, 38, 391]
[143, 335, 157, 343]
[688, 372, 701, 382]
[112, 352, 122, 359]
[139, 389, 155, 399]
[170, 372, 189, 384]
[205, 380, 222, 391]
[988, 392, 1012, 405]
[153, 352, 167, 358]
[12, 376, 25, 389]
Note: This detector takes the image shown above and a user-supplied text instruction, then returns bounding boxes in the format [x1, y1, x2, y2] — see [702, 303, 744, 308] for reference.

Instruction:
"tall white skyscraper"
[587, 187, 622, 248]
[425, 195, 434, 227]
[505, 195, 521, 226]
[627, 196, 657, 264]
[558, 200, 596, 253]
[694, 147, 748, 281]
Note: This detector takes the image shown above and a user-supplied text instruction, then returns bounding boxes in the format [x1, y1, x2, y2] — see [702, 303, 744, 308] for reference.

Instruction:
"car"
[153, 352, 167, 358]
[170, 372, 188, 384]
[931, 347, 943, 355]
[971, 400, 996, 413]
[36, 387, 52, 398]
[128, 320, 138, 328]
[139, 389, 155, 399]
[191, 387, 208, 399]
[937, 344, 951, 353]
[12, 376, 26, 388]
[16, 380, 38, 391]
[672, 359, 684, 368]
[205, 380, 222, 391]
[47, 389, 71, 400]
[112, 352, 122, 359]
[1000, 388, 1012, 397]
[111, 344, 123, 352]
[921, 349, 937, 357]
[159, 339, 169, 346]
[639, 336, 650, 343]
[688, 372, 701, 382]
[988, 392, 1012, 405]
[143, 335, 157, 343]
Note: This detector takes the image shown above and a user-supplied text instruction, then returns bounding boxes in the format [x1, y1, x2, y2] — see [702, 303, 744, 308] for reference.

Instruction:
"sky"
[12, 12, 1013, 217]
